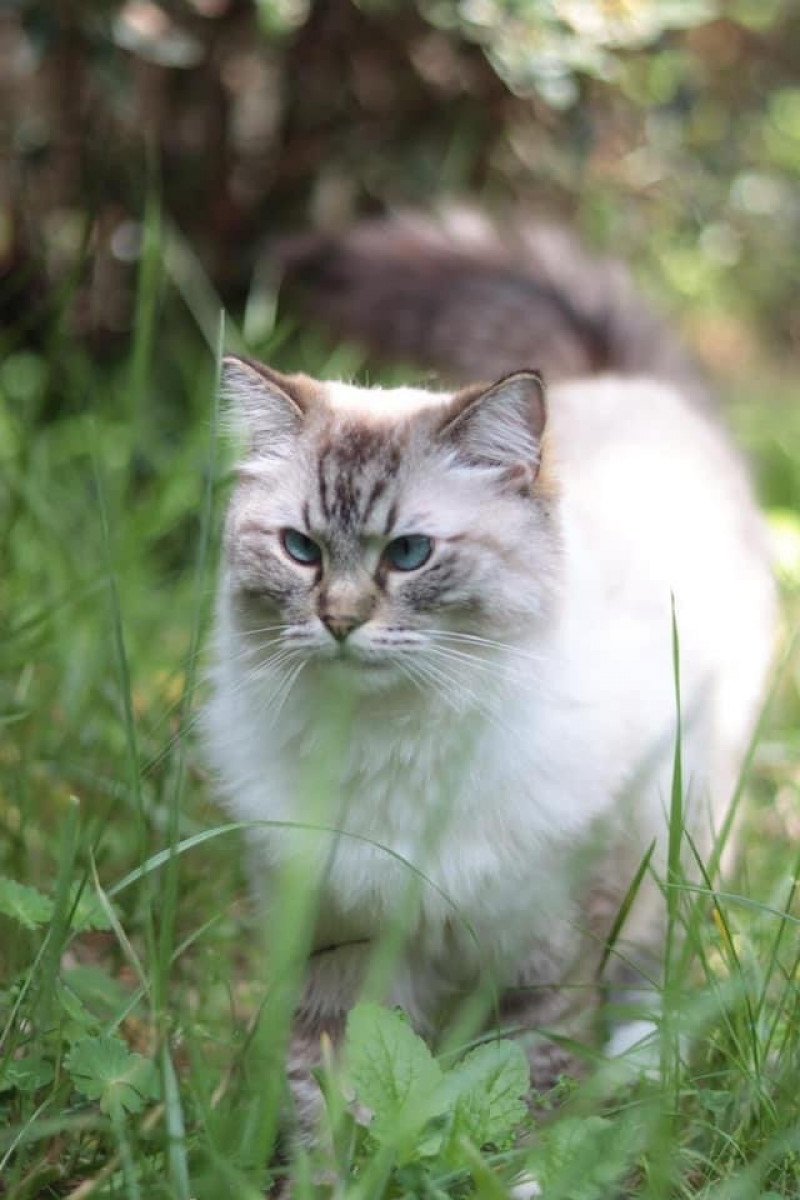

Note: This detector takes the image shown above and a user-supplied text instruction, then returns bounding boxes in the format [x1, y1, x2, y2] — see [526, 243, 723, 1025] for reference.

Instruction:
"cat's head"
[219, 355, 560, 692]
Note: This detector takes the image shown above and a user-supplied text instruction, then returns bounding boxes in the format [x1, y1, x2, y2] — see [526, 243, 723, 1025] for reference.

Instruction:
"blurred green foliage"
[1, 0, 798, 374]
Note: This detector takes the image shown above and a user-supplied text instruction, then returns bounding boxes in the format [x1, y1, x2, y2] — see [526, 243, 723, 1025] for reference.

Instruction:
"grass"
[1, 226, 800, 1200]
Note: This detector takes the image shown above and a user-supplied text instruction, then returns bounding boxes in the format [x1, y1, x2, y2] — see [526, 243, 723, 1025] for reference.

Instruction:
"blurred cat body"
[204, 212, 775, 1094]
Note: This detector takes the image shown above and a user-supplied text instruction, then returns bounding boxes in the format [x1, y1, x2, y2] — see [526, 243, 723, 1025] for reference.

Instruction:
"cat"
[203, 209, 776, 1141]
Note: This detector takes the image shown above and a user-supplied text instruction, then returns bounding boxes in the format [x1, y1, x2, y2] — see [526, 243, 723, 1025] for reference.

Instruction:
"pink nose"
[321, 613, 361, 642]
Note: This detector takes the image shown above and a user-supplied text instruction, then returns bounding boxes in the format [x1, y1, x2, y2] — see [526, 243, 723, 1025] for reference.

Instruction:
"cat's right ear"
[221, 355, 311, 459]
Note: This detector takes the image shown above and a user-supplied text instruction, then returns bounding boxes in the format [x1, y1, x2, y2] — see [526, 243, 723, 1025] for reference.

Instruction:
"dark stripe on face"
[374, 561, 389, 593]
[400, 556, 467, 609]
[317, 445, 332, 522]
[316, 426, 404, 532]
[234, 578, 293, 609]
[333, 473, 359, 527]
[318, 439, 365, 528]
[362, 477, 387, 523]
[383, 501, 398, 536]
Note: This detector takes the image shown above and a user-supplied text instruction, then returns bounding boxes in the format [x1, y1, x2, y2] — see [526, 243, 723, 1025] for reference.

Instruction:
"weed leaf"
[528, 1115, 641, 1199]
[0, 1054, 55, 1093]
[66, 1035, 159, 1114]
[442, 1040, 529, 1152]
[0, 877, 53, 929]
[345, 1003, 443, 1134]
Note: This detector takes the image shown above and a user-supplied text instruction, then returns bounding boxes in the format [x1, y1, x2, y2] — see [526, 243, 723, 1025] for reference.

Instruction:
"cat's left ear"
[438, 371, 547, 486]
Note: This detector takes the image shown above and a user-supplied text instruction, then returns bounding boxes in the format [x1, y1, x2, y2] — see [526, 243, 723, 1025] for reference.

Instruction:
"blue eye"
[384, 534, 433, 572]
[281, 528, 322, 566]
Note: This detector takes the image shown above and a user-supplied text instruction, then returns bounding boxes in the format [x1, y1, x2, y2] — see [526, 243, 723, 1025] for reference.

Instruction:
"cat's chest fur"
[207, 646, 610, 970]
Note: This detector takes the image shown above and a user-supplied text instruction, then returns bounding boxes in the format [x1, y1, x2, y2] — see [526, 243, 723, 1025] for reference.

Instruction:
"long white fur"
[204, 371, 776, 1032]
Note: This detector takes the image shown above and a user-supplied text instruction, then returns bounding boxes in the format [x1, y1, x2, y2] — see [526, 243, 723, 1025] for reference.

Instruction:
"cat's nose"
[320, 613, 361, 642]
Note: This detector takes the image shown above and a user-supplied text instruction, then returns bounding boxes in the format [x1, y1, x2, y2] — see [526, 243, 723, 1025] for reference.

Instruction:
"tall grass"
[1, 227, 799, 1198]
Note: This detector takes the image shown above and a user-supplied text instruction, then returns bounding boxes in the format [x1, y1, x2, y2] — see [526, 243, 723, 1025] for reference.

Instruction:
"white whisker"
[395, 652, 483, 715]
[265, 658, 307, 727]
[420, 628, 544, 665]
[401, 651, 517, 738]
[228, 622, 293, 638]
[424, 643, 531, 686]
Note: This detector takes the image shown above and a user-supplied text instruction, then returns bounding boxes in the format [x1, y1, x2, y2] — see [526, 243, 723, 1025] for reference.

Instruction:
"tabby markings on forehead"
[315, 429, 402, 530]
[362, 477, 388, 524]
[383, 501, 398, 537]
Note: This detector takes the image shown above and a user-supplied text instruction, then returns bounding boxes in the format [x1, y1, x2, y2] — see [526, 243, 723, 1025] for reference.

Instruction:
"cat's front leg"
[274, 942, 381, 1197]
[285, 1016, 342, 1144]
[285, 941, 373, 1141]
[272, 1011, 348, 1200]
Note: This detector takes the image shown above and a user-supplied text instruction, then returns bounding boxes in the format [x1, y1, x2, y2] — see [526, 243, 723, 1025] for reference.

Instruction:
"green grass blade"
[91, 430, 147, 844]
[155, 314, 223, 1002]
[161, 1047, 191, 1200]
[127, 187, 163, 443]
[36, 796, 81, 1032]
[596, 838, 656, 981]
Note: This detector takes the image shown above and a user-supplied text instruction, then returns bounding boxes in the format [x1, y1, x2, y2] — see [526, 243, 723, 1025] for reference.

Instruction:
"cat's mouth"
[329, 648, 394, 670]
[298, 631, 425, 682]
[314, 642, 409, 685]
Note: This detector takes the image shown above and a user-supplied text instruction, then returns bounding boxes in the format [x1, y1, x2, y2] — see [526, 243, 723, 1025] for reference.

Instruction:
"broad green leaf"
[345, 1003, 443, 1134]
[441, 1040, 529, 1156]
[66, 1035, 159, 1115]
[530, 1115, 636, 1198]
[0, 1055, 55, 1093]
[0, 877, 53, 930]
[539, 1114, 610, 1173]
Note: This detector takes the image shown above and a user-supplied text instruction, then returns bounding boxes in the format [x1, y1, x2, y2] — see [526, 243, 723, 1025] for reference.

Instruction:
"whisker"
[248, 648, 306, 682]
[398, 654, 481, 713]
[264, 658, 307, 727]
[402, 653, 516, 738]
[421, 628, 544, 664]
[424, 643, 531, 685]
[227, 624, 293, 643]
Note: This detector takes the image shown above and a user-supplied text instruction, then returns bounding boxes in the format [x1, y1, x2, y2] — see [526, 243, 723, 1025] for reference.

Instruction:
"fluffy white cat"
[203, 213, 776, 1124]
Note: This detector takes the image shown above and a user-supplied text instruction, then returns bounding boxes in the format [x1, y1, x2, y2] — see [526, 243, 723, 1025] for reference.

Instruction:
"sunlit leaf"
[345, 1003, 444, 1138]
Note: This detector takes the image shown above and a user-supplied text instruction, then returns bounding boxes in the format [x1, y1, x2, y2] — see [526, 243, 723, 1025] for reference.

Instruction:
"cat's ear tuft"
[221, 355, 313, 459]
[438, 371, 547, 483]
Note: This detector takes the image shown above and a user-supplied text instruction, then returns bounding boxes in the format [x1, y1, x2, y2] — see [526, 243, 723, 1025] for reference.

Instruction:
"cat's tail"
[277, 209, 707, 399]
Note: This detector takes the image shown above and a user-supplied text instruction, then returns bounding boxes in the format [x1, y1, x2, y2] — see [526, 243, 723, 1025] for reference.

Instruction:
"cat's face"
[221, 357, 559, 693]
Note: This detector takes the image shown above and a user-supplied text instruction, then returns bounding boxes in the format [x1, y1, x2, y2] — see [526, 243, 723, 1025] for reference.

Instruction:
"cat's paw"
[509, 1172, 542, 1199]
[605, 1018, 660, 1078]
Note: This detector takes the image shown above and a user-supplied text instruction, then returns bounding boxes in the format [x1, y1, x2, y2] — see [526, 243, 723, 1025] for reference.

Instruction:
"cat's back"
[549, 372, 768, 571]
[544, 372, 774, 761]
